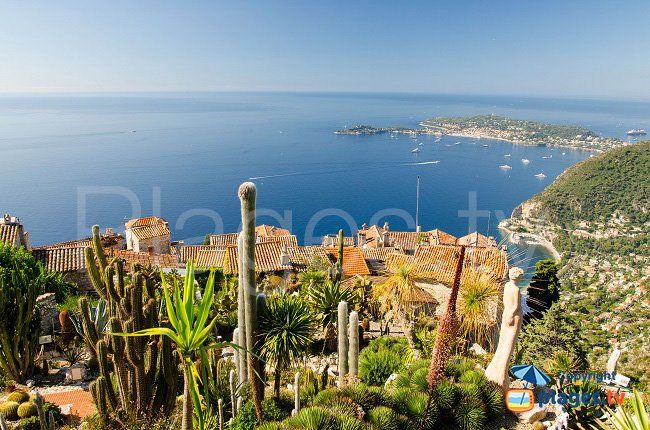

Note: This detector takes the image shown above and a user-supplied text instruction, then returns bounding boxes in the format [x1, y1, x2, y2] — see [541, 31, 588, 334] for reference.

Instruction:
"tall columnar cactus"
[236, 237, 247, 386]
[33, 391, 47, 430]
[337, 301, 349, 387]
[229, 369, 238, 418]
[294, 372, 301, 414]
[232, 327, 241, 381]
[238, 182, 264, 422]
[348, 311, 359, 377]
[0, 412, 8, 430]
[217, 398, 224, 430]
[84, 225, 178, 422]
[335, 229, 344, 282]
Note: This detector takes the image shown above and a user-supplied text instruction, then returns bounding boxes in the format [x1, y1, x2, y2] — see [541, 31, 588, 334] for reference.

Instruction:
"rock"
[542, 421, 552, 427]
[384, 374, 398, 387]
[469, 343, 487, 356]
[520, 404, 548, 424]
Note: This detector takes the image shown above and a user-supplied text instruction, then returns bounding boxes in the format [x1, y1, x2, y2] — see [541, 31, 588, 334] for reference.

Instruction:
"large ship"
[626, 129, 647, 136]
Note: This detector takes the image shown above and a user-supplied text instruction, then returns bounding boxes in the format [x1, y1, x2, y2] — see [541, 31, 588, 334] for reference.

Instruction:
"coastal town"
[336, 115, 625, 152]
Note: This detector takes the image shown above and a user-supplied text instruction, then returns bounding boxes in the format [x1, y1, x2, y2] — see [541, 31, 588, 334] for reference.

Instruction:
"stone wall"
[36, 292, 59, 335]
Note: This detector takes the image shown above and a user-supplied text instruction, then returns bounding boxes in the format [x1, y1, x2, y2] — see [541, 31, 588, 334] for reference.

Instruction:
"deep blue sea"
[1, 92, 649, 273]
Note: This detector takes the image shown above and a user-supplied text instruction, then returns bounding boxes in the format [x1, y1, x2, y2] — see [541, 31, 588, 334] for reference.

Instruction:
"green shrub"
[367, 406, 399, 430]
[228, 398, 289, 430]
[481, 382, 504, 419]
[20, 416, 41, 430]
[43, 402, 64, 426]
[311, 389, 360, 419]
[340, 384, 388, 411]
[453, 397, 486, 430]
[284, 406, 338, 430]
[432, 380, 457, 410]
[359, 349, 405, 386]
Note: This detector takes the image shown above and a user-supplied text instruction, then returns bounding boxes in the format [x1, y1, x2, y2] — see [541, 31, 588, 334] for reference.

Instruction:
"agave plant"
[114, 263, 224, 430]
[69, 298, 108, 338]
[308, 280, 357, 351]
[597, 390, 649, 430]
[456, 268, 501, 351]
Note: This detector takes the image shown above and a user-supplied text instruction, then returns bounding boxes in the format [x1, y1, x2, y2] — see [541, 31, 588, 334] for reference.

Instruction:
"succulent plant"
[367, 406, 399, 430]
[17, 402, 37, 418]
[285, 406, 338, 430]
[0, 402, 20, 420]
[452, 396, 486, 430]
[7, 391, 29, 404]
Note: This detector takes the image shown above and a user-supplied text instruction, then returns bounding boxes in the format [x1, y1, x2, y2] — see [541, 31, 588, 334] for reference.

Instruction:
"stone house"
[0, 213, 30, 248]
[125, 217, 171, 254]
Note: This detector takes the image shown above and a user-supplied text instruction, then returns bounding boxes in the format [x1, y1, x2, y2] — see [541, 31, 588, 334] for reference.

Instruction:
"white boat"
[418, 142, 424, 146]
[434, 137, 442, 142]
[542, 156, 550, 159]
[454, 142, 461, 145]
[521, 159, 531, 165]
[482, 144, 489, 147]
[411, 148, 421, 153]
[504, 154, 511, 157]
[562, 152, 566, 156]
[535, 172, 547, 179]
[499, 164, 512, 170]
[627, 129, 646, 136]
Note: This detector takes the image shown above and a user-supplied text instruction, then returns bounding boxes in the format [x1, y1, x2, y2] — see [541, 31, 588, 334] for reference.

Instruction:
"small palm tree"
[456, 269, 501, 351]
[308, 280, 357, 351]
[258, 294, 316, 398]
[374, 264, 420, 325]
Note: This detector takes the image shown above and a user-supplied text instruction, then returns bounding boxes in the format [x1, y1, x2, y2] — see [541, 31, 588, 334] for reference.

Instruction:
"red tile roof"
[106, 249, 178, 269]
[258, 235, 298, 248]
[208, 233, 239, 247]
[255, 224, 290, 237]
[194, 249, 227, 269]
[33, 246, 86, 272]
[130, 224, 171, 240]
[224, 241, 293, 274]
[326, 247, 370, 277]
[428, 229, 458, 246]
[385, 244, 508, 285]
[0, 224, 19, 245]
[457, 232, 497, 248]
[178, 245, 226, 263]
[125, 216, 165, 229]
[288, 246, 333, 271]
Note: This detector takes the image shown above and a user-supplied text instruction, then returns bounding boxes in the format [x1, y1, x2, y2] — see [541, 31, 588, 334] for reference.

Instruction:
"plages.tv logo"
[505, 364, 627, 413]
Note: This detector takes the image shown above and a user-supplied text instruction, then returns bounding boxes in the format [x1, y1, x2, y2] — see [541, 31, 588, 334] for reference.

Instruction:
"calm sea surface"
[1, 92, 648, 273]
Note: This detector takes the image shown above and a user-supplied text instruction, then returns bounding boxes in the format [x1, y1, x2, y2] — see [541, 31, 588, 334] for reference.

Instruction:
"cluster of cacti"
[6, 391, 29, 403]
[84, 225, 179, 421]
[235, 182, 265, 422]
[335, 302, 360, 387]
[0, 245, 42, 383]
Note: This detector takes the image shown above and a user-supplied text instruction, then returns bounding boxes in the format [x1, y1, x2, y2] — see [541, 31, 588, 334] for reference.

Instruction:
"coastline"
[498, 220, 562, 263]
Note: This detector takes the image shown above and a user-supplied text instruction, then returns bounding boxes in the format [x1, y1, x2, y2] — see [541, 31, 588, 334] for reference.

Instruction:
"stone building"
[125, 216, 171, 254]
[0, 213, 30, 248]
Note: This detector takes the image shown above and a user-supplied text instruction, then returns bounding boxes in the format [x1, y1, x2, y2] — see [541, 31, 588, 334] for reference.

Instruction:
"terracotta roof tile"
[130, 224, 171, 240]
[224, 241, 292, 274]
[255, 224, 290, 237]
[288, 246, 333, 271]
[386, 231, 425, 251]
[178, 245, 227, 263]
[457, 232, 497, 248]
[258, 235, 298, 248]
[428, 229, 458, 245]
[33, 246, 87, 272]
[326, 247, 370, 277]
[125, 216, 165, 229]
[208, 233, 239, 247]
[361, 247, 406, 273]
[385, 244, 508, 285]
[34, 233, 124, 250]
[194, 249, 226, 269]
[0, 224, 19, 245]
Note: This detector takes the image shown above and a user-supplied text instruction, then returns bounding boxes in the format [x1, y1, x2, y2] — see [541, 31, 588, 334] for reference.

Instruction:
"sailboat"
[504, 154, 511, 157]
[499, 164, 512, 170]
[535, 172, 547, 179]
[521, 159, 531, 165]
[411, 148, 421, 153]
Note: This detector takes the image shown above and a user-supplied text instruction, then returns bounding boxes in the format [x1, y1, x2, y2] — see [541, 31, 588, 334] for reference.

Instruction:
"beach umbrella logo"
[505, 364, 550, 413]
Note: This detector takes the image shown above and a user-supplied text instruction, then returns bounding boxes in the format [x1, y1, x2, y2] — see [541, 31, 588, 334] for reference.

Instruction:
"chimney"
[383, 221, 389, 231]
[106, 228, 113, 235]
[381, 231, 390, 247]
[280, 244, 291, 266]
[148, 246, 155, 256]
[361, 223, 368, 230]
[358, 233, 366, 248]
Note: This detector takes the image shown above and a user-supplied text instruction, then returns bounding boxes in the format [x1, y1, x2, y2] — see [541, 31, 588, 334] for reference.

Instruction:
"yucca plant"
[456, 268, 501, 351]
[308, 280, 357, 351]
[114, 262, 223, 430]
[597, 390, 649, 430]
[257, 294, 316, 399]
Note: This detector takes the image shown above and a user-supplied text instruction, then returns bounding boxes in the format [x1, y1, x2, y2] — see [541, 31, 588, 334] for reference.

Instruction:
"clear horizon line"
[0, 89, 649, 103]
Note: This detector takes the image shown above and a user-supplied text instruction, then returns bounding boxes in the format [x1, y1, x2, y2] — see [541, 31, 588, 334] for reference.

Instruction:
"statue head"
[508, 267, 524, 284]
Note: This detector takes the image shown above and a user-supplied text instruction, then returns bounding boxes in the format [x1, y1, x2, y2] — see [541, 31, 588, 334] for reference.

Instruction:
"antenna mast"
[415, 176, 421, 232]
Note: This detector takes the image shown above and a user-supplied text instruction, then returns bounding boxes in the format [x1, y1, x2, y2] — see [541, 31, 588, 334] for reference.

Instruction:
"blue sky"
[1, 1, 648, 97]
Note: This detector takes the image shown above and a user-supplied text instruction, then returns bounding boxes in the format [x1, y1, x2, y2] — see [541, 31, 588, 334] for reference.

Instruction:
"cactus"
[229, 369, 238, 418]
[83, 225, 179, 421]
[332, 229, 345, 282]
[294, 372, 301, 414]
[217, 398, 224, 430]
[238, 182, 263, 422]
[0, 402, 19, 420]
[348, 311, 359, 377]
[0, 412, 7, 430]
[7, 391, 29, 404]
[17, 402, 38, 418]
[90, 376, 108, 419]
[337, 301, 349, 387]
[32, 391, 47, 430]
[48, 411, 55, 430]
[232, 327, 241, 380]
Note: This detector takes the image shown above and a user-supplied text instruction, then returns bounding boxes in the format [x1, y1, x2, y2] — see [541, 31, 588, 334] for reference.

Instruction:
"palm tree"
[374, 264, 420, 325]
[456, 268, 501, 351]
[308, 280, 357, 351]
[258, 294, 316, 399]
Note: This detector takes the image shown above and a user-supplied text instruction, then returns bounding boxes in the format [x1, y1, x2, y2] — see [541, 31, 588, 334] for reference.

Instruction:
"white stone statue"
[606, 343, 621, 375]
[485, 267, 525, 393]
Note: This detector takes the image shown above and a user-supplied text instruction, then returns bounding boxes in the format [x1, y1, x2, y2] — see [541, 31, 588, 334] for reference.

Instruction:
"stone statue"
[485, 267, 525, 393]
[606, 343, 621, 375]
